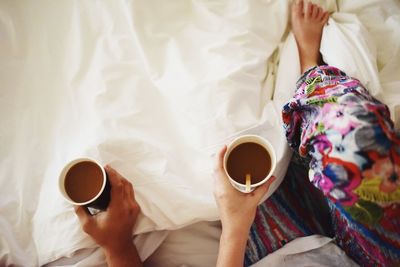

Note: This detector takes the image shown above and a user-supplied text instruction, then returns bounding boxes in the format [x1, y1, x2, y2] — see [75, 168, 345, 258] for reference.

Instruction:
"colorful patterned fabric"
[245, 153, 332, 266]
[282, 65, 400, 266]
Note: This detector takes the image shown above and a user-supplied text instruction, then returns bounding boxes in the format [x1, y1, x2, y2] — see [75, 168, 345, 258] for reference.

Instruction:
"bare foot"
[291, 0, 330, 73]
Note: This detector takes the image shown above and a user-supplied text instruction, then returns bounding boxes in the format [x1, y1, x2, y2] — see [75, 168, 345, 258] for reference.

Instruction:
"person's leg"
[291, 0, 328, 73]
[283, 0, 400, 266]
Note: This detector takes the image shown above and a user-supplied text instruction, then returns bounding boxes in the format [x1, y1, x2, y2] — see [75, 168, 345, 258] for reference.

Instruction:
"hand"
[213, 146, 276, 267]
[213, 146, 276, 236]
[75, 165, 140, 254]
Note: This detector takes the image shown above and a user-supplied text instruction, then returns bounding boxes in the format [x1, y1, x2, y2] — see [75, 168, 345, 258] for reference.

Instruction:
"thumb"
[215, 145, 227, 173]
[253, 176, 276, 201]
[213, 145, 230, 187]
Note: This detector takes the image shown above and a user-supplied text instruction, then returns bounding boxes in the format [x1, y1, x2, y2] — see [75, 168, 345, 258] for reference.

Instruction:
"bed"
[0, 0, 399, 266]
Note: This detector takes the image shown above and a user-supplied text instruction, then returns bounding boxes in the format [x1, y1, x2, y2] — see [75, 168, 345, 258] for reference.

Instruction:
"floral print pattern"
[282, 65, 400, 266]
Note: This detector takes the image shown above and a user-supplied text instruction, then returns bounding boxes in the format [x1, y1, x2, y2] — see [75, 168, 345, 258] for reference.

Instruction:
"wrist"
[221, 220, 252, 239]
[102, 242, 143, 267]
[102, 241, 136, 258]
[220, 227, 249, 245]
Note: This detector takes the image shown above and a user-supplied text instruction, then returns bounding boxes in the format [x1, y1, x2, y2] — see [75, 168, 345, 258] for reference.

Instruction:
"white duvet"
[0, 0, 399, 266]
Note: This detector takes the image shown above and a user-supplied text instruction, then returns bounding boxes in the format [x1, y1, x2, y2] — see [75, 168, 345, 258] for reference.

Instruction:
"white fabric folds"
[1, 0, 400, 265]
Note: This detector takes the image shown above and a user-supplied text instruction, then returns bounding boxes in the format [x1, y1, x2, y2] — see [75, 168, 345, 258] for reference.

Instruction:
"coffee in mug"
[59, 158, 110, 211]
[224, 135, 276, 193]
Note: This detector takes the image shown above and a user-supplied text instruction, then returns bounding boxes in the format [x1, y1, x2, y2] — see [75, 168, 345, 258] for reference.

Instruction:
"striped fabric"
[245, 154, 332, 266]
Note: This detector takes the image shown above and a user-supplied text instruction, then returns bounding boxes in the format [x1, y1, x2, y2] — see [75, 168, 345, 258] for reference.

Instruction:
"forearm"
[103, 244, 143, 267]
[216, 229, 249, 267]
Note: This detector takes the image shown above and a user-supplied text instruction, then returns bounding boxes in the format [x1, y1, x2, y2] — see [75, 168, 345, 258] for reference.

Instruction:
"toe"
[313, 6, 321, 19]
[293, 0, 304, 17]
[305, 1, 313, 19]
[322, 11, 330, 24]
[320, 7, 326, 20]
[311, 4, 320, 19]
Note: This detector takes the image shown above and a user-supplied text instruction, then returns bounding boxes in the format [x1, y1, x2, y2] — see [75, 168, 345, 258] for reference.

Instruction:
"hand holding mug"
[75, 166, 140, 255]
[213, 146, 276, 236]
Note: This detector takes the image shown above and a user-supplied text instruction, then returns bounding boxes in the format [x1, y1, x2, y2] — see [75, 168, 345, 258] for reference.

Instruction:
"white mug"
[223, 135, 276, 193]
[59, 157, 110, 210]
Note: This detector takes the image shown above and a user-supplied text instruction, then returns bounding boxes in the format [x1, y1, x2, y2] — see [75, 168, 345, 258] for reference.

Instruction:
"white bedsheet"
[1, 0, 399, 266]
[1, 0, 290, 265]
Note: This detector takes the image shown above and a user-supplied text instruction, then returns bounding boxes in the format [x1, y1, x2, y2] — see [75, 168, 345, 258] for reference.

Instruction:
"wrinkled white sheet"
[1, 0, 400, 266]
[1, 0, 290, 265]
[249, 235, 358, 267]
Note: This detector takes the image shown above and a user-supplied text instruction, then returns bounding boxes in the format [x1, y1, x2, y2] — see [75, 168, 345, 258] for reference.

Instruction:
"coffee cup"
[59, 158, 111, 211]
[223, 135, 276, 193]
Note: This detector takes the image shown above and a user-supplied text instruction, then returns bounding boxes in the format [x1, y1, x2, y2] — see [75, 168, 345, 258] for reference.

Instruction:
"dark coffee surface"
[227, 142, 271, 184]
[65, 161, 103, 203]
